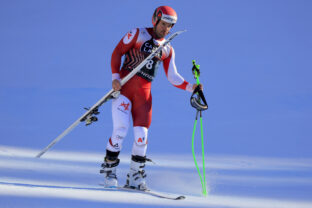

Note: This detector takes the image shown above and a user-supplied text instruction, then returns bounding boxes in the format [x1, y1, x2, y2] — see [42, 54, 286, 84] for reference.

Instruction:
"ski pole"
[190, 60, 208, 196]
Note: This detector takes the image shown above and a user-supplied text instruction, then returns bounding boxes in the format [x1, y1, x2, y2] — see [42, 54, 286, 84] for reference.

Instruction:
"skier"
[100, 6, 202, 190]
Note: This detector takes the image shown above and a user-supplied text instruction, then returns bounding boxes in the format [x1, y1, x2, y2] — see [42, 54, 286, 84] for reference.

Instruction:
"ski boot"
[100, 156, 120, 188]
[125, 155, 148, 191]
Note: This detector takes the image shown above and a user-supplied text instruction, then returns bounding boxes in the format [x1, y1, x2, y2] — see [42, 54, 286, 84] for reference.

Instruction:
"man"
[100, 6, 202, 190]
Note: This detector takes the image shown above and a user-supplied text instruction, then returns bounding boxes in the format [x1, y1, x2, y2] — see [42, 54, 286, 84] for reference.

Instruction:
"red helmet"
[152, 6, 178, 26]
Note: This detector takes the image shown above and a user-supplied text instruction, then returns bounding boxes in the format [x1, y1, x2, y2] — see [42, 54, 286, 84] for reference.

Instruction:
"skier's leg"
[101, 95, 132, 187]
[127, 90, 151, 190]
[106, 94, 132, 152]
[131, 88, 152, 157]
[100, 150, 120, 187]
[126, 126, 149, 190]
[126, 155, 148, 190]
[132, 126, 148, 156]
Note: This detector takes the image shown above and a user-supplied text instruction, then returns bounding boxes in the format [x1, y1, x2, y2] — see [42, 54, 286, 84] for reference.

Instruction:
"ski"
[99, 184, 185, 200]
[36, 30, 186, 158]
[119, 186, 186, 200]
[1, 181, 185, 200]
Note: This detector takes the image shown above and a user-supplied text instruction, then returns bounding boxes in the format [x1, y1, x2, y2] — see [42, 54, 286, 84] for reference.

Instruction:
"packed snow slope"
[1, 0, 312, 207]
[1, 146, 312, 208]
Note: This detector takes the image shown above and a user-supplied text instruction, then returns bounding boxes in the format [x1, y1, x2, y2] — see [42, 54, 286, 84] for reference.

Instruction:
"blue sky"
[0, 0, 311, 158]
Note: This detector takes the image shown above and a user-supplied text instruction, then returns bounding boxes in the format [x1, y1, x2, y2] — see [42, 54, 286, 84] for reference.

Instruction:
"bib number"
[146, 59, 154, 70]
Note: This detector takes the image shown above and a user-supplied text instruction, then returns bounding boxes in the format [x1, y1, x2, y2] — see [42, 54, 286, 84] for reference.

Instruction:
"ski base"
[100, 184, 185, 200]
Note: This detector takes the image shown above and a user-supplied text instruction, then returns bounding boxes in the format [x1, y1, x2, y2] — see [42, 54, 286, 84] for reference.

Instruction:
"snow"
[1, 146, 312, 208]
[1, 0, 312, 207]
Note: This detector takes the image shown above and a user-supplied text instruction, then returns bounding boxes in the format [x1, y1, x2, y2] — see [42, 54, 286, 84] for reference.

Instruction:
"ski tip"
[175, 195, 186, 200]
[176, 30, 187, 34]
[35, 152, 43, 158]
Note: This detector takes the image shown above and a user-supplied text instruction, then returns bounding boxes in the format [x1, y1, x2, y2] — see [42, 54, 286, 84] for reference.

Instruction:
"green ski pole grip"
[192, 60, 201, 84]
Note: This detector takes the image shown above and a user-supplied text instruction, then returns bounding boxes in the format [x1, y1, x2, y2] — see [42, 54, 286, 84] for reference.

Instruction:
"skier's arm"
[111, 28, 139, 90]
[163, 47, 194, 92]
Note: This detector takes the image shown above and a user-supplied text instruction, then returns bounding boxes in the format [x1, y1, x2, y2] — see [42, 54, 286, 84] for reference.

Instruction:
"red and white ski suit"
[107, 28, 193, 156]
